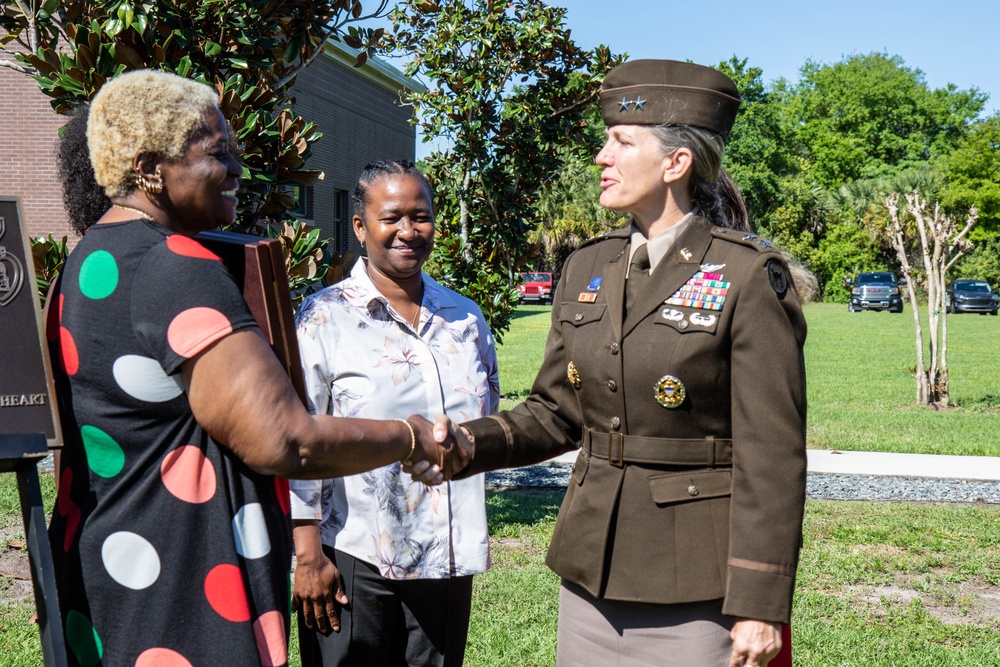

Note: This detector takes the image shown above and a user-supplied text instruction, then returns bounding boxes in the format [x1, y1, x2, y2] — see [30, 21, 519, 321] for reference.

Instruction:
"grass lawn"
[464, 491, 1000, 667]
[505, 303, 1000, 456]
[4, 302, 1000, 664]
[805, 302, 1000, 455]
[4, 481, 998, 666]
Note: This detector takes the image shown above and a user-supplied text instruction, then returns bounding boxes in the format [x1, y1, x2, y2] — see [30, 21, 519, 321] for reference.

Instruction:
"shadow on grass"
[952, 394, 1000, 412]
[485, 489, 563, 529]
[509, 305, 551, 321]
[500, 389, 530, 403]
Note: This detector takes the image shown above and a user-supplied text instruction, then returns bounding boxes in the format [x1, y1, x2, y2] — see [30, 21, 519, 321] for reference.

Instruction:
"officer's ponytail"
[648, 124, 750, 232]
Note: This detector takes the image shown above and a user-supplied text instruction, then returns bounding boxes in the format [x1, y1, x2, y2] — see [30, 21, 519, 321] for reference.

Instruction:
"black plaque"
[0, 197, 61, 447]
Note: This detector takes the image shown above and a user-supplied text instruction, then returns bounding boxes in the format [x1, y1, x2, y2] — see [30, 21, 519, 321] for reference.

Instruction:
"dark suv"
[846, 272, 904, 313]
[947, 280, 999, 315]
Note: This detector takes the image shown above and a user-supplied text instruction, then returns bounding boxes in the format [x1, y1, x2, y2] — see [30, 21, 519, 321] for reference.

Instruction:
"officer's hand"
[402, 415, 473, 482]
[292, 549, 347, 634]
[729, 619, 781, 667]
[436, 416, 474, 478]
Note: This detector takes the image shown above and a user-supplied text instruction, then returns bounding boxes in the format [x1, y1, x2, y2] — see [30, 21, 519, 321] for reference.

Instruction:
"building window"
[334, 189, 350, 253]
[284, 184, 314, 219]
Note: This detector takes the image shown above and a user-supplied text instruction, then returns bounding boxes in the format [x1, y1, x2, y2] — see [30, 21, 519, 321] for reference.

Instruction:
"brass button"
[688, 485, 699, 496]
[607, 380, 617, 392]
[574, 313, 584, 321]
[611, 416, 621, 429]
[610, 343, 620, 355]
[678, 320, 689, 330]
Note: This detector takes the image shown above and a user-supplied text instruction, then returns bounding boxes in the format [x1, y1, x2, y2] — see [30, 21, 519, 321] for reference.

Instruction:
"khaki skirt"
[557, 580, 734, 667]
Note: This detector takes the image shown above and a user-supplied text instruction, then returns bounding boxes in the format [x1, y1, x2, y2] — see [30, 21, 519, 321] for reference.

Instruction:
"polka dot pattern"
[45, 293, 62, 341]
[204, 564, 251, 622]
[78, 250, 119, 299]
[80, 425, 125, 478]
[65, 610, 103, 667]
[160, 446, 217, 504]
[112, 355, 184, 403]
[135, 647, 194, 667]
[167, 307, 233, 358]
[233, 503, 272, 559]
[52, 220, 289, 664]
[101, 531, 161, 590]
[253, 610, 288, 667]
[57, 467, 81, 552]
[59, 327, 79, 376]
[166, 235, 222, 261]
[274, 477, 290, 515]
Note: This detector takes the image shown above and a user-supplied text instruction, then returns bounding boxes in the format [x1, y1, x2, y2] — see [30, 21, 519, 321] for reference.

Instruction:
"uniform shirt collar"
[628, 208, 698, 274]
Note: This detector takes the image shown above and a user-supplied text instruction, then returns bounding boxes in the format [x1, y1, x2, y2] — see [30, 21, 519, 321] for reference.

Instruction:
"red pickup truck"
[517, 272, 554, 304]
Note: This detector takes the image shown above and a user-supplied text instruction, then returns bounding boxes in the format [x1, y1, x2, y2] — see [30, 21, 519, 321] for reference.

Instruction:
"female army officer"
[452, 60, 807, 667]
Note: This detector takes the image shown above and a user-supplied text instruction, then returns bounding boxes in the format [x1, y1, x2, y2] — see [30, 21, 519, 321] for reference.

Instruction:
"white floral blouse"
[290, 260, 498, 579]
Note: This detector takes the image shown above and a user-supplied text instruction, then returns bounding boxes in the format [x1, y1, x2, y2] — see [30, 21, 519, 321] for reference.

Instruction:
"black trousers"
[297, 547, 475, 667]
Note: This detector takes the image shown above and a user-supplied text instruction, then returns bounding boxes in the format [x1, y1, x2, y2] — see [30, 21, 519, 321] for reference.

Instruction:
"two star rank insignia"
[664, 271, 731, 311]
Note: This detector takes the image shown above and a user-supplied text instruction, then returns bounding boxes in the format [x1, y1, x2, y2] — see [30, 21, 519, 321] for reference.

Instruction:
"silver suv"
[846, 272, 904, 313]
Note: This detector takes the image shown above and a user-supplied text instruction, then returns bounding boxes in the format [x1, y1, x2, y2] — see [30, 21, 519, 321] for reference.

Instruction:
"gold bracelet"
[395, 418, 416, 464]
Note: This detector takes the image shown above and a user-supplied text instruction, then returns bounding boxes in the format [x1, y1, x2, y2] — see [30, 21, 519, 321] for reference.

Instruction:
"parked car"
[846, 272, 905, 313]
[947, 279, 999, 315]
[517, 271, 555, 304]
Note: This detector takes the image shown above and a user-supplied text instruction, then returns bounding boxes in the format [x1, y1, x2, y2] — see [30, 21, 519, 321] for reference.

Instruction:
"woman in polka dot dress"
[47, 70, 467, 667]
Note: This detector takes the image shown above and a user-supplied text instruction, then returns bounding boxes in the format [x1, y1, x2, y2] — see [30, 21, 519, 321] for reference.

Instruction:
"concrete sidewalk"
[551, 449, 1000, 482]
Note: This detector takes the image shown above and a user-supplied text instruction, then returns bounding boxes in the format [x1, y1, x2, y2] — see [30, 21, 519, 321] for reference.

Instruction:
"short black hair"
[351, 160, 432, 220]
[57, 104, 111, 235]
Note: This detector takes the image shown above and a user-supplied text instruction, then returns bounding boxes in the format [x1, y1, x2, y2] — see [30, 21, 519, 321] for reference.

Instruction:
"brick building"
[0, 40, 421, 254]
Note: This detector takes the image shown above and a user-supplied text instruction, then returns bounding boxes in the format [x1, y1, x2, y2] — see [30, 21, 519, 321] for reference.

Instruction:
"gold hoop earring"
[136, 168, 164, 195]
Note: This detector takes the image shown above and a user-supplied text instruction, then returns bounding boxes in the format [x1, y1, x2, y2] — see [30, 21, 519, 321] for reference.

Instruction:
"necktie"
[626, 242, 651, 314]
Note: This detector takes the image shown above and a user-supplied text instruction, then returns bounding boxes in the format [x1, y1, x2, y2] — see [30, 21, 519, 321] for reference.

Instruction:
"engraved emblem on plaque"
[0, 217, 26, 307]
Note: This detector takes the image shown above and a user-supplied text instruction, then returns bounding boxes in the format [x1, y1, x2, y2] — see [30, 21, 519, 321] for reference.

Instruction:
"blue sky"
[372, 0, 1000, 157]
[552, 0, 998, 112]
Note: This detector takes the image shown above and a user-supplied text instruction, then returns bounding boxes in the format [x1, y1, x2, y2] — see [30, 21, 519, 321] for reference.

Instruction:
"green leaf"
[175, 55, 193, 79]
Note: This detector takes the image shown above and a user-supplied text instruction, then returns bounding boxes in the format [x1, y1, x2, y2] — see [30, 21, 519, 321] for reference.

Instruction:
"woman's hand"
[729, 619, 782, 667]
[402, 415, 473, 481]
[292, 523, 347, 634]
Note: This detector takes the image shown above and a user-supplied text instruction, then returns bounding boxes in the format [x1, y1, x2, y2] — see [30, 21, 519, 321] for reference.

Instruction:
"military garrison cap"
[600, 59, 741, 137]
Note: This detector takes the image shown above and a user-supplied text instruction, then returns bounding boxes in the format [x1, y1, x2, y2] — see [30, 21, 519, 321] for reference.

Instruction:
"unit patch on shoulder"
[766, 259, 788, 296]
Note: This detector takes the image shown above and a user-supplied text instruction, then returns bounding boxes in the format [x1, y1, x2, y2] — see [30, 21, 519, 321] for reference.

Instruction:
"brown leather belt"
[583, 428, 733, 468]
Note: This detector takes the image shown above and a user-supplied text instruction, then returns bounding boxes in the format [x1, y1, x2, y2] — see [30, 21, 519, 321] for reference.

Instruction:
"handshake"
[399, 415, 475, 485]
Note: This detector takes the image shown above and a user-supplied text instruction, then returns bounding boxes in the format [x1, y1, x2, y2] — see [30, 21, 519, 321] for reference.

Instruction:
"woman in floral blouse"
[291, 161, 499, 667]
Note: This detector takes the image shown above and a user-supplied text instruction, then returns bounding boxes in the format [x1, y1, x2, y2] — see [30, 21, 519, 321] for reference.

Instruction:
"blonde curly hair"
[88, 70, 221, 198]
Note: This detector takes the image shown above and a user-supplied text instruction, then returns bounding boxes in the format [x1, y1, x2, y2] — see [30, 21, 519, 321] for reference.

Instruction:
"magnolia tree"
[2, 0, 386, 295]
[884, 192, 977, 406]
[387, 0, 620, 336]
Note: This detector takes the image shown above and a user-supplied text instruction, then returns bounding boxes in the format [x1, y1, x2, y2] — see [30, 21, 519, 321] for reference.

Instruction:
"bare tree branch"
[0, 57, 36, 74]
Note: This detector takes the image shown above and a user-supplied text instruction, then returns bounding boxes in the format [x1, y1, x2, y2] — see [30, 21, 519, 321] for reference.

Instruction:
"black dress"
[47, 218, 293, 667]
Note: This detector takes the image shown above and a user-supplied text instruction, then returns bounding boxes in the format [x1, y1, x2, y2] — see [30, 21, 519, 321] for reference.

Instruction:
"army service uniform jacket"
[462, 217, 807, 624]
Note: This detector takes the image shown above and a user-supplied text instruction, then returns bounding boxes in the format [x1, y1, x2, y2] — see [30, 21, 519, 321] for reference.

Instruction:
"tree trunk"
[459, 167, 472, 263]
[884, 193, 977, 409]
[887, 202, 926, 404]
